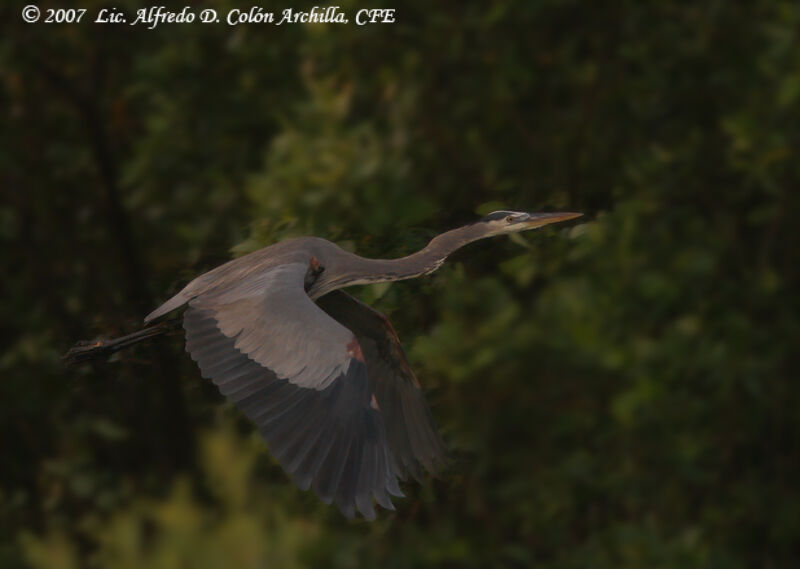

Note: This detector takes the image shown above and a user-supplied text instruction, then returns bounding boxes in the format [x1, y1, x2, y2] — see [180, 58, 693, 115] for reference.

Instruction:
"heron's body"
[130, 211, 580, 518]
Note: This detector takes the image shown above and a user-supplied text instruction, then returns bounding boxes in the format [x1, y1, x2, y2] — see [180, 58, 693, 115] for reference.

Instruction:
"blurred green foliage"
[2, 0, 799, 567]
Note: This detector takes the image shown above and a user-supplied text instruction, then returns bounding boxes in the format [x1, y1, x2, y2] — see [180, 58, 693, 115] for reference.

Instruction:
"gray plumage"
[145, 210, 581, 518]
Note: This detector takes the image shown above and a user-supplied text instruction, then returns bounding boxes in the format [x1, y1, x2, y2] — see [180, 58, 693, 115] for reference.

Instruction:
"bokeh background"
[3, 1, 799, 567]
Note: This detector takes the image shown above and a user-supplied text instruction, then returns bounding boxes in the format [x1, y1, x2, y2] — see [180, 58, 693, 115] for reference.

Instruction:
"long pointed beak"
[518, 211, 583, 228]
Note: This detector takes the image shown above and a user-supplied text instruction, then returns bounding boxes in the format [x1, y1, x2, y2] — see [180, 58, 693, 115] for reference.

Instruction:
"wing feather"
[181, 266, 403, 519]
[316, 291, 449, 481]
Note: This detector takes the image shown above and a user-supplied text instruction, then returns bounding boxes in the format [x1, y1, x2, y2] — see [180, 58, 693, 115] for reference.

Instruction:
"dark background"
[3, 1, 799, 567]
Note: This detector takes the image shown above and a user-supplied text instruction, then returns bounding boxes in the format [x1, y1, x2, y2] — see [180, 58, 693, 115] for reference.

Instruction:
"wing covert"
[191, 262, 354, 390]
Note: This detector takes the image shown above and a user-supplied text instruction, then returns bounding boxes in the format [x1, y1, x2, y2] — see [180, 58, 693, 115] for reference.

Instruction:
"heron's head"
[476, 210, 583, 237]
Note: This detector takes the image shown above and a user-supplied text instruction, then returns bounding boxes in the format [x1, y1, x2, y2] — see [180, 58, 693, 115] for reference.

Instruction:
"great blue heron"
[67, 210, 581, 519]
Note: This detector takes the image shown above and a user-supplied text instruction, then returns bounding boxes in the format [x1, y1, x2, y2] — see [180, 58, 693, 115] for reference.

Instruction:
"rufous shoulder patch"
[309, 256, 323, 274]
[346, 337, 365, 363]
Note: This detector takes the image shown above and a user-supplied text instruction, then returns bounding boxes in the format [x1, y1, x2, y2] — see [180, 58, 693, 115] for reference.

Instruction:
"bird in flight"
[70, 210, 581, 519]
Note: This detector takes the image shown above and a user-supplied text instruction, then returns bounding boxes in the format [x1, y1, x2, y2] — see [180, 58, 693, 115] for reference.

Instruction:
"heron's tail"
[63, 320, 179, 367]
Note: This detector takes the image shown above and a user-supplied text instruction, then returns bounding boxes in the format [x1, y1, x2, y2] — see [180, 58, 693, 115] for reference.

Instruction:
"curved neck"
[381, 224, 486, 279]
[332, 224, 487, 290]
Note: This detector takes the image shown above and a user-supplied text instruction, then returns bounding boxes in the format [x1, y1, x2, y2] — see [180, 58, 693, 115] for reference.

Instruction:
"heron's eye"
[506, 215, 515, 223]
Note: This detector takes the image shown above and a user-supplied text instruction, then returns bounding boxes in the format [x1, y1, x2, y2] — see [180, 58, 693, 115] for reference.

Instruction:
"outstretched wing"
[182, 262, 402, 519]
[316, 291, 448, 481]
